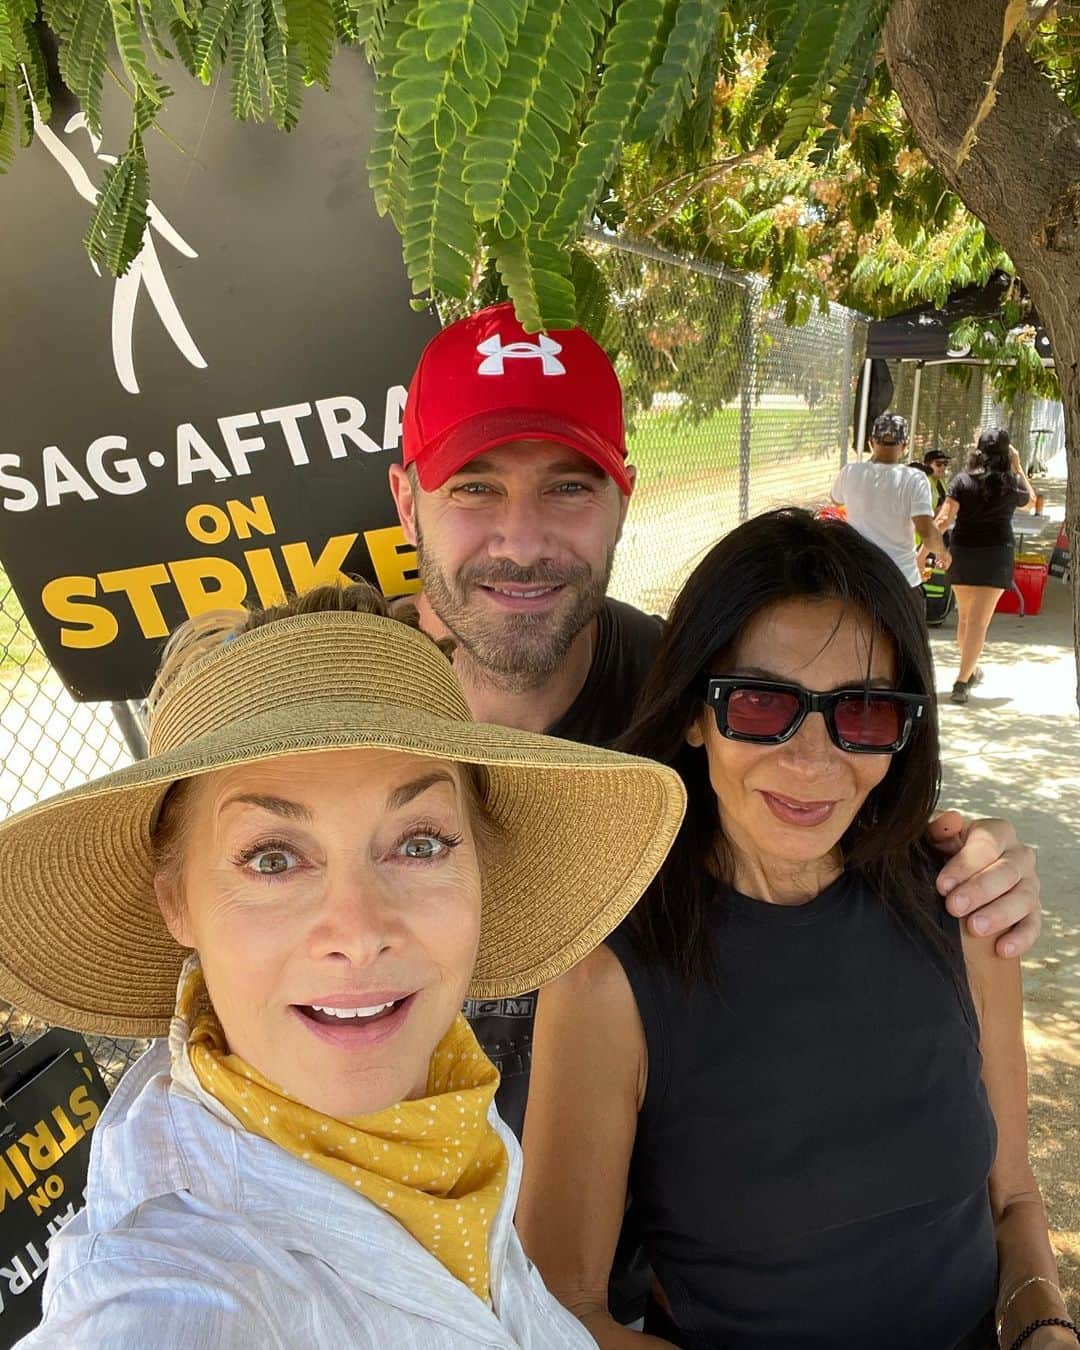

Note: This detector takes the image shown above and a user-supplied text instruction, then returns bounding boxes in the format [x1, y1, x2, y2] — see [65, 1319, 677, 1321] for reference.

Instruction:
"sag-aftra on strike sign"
[1, 54, 437, 702]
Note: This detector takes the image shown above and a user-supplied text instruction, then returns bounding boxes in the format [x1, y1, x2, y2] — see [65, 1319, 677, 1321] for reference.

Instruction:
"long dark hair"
[618, 509, 944, 985]
[965, 426, 1014, 495]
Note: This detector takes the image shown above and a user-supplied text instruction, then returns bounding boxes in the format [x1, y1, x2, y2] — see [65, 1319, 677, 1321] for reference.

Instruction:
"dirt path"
[929, 476, 1078, 1314]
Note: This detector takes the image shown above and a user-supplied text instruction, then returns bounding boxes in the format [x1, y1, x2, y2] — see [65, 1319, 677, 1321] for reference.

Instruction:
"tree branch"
[633, 151, 763, 236]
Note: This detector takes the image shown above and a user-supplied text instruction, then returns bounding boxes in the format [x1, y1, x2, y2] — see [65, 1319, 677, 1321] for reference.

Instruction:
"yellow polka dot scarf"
[176, 964, 509, 1303]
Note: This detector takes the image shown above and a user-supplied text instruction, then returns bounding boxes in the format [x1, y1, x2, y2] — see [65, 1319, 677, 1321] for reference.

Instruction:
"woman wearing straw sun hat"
[0, 583, 685, 1349]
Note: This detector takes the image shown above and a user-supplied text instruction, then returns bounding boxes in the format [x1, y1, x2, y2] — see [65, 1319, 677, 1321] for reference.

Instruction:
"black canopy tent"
[853, 270, 1054, 453]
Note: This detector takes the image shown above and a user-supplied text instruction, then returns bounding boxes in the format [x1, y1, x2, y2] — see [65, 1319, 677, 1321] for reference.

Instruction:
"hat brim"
[0, 702, 684, 1037]
[413, 408, 633, 494]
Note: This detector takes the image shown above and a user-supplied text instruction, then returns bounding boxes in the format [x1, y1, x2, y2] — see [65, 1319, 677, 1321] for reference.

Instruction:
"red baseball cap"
[401, 302, 630, 494]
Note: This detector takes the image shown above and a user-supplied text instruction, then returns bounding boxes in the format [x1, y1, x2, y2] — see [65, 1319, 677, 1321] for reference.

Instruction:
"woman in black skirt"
[936, 428, 1035, 705]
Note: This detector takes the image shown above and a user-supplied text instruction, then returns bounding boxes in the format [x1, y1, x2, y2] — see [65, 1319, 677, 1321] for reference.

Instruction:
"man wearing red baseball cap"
[387, 302, 1042, 1163]
[390, 300, 660, 751]
[391, 301, 672, 1325]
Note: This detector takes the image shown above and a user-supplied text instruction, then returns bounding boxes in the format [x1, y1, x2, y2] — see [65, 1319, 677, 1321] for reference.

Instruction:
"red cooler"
[996, 562, 1049, 616]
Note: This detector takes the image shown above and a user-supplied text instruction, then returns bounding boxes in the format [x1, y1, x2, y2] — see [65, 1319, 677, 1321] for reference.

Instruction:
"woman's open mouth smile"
[291, 992, 417, 1048]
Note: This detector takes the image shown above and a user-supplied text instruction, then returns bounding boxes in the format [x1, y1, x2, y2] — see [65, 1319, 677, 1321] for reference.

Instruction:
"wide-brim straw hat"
[0, 611, 685, 1038]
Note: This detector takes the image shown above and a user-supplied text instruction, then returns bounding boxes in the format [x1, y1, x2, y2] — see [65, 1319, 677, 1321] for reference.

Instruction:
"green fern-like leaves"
[544, 0, 670, 245]
[775, 0, 877, 156]
[402, 125, 477, 302]
[84, 119, 151, 274]
[809, 4, 887, 166]
[632, 0, 722, 143]
[60, 0, 113, 135]
[743, 0, 888, 161]
[0, 63, 32, 169]
[231, 0, 266, 117]
[368, 0, 413, 217]
[109, 0, 171, 108]
[0, 0, 51, 161]
[369, 77, 412, 219]
[491, 229, 577, 332]
[2, 0, 736, 326]
[194, 0, 239, 81]
[263, 0, 305, 127]
[463, 0, 601, 239]
[285, 0, 336, 87]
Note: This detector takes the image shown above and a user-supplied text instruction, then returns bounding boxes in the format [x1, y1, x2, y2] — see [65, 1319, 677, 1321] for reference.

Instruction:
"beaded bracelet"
[1005, 1316, 1079, 1350]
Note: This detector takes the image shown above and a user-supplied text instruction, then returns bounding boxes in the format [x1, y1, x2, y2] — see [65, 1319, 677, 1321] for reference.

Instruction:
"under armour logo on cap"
[401, 301, 630, 494]
[476, 333, 566, 377]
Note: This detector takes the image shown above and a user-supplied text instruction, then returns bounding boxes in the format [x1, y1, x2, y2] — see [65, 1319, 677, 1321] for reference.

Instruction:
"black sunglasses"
[705, 678, 930, 754]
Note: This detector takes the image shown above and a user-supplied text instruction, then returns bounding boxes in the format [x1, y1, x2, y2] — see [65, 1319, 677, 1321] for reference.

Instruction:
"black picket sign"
[1, 53, 437, 701]
[0, 1031, 112, 1345]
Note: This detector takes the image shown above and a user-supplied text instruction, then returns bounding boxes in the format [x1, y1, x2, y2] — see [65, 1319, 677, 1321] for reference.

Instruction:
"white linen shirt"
[17, 1038, 596, 1349]
[831, 460, 934, 585]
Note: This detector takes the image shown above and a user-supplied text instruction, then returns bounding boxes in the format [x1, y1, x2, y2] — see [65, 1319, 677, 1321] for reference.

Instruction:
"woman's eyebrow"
[221, 793, 312, 821]
[386, 771, 457, 811]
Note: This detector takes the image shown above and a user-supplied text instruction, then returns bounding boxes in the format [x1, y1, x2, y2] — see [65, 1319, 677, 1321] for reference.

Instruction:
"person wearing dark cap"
[832, 411, 951, 590]
[921, 449, 952, 513]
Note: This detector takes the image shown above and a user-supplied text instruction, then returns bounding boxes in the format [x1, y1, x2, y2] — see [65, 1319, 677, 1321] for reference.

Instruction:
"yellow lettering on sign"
[227, 496, 275, 540]
[17, 1123, 63, 1172]
[0, 1158, 24, 1212]
[5, 1144, 34, 1186]
[365, 525, 420, 597]
[69, 1086, 101, 1132]
[28, 1174, 64, 1217]
[40, 523, 414, 653]
[168, 557, 249, 615]
[185, 503, 231, 545]
[280, 533, 359, 593]
[243, 548, 288, 608]
[40, 577, 119, 650]
[99, 564, 172, 639]
[49, 1107, 85, 1154]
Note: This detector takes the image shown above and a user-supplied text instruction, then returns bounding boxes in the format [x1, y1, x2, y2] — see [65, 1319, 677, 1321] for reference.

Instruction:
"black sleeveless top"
[606, 870, 998, 1350]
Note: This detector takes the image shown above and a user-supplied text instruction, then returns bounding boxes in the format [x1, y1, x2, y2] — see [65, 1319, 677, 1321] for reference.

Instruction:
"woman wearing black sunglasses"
[518, 510, 1072, 1350]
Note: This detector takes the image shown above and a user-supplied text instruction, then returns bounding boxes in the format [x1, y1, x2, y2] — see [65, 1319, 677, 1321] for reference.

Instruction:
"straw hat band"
[150, 612, 470, 756]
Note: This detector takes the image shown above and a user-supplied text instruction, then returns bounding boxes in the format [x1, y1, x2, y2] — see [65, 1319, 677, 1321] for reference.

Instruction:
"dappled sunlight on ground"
[931, 476, 1079, 1311]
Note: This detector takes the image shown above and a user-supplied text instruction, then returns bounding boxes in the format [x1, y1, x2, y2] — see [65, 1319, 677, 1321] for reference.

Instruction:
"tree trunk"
[884, 0, 1080, 711]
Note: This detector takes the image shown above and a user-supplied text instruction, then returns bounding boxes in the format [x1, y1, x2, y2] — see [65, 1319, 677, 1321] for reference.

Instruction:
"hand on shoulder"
[929, 812, 1041, 958]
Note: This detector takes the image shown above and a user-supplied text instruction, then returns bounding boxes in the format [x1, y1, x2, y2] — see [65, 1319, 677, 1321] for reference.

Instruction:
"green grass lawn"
[628, 406, 844, 482]
[0, 567, 48, 679]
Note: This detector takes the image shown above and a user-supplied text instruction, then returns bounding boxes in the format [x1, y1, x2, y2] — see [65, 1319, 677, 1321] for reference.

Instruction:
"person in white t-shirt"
[832, 412, 951, 590]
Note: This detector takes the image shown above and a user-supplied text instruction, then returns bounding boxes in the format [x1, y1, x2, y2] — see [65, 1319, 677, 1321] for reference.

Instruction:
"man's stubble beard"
[415, 524, 614, 693]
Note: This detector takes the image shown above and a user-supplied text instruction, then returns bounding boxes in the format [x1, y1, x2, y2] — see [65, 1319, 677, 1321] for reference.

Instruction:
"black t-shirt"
[463, 596, 664, 1138]
[607, 871, 998, 1349]
[948, 471, 1029, 547]
[547, 596, 665, 747]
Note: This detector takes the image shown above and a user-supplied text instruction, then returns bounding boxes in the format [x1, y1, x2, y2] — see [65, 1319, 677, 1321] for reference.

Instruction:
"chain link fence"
[885, 359, 1052, 473]
[589, 232, 866, 615]
[0, 570, 145, 1080]
[1, 235, 868, 1087]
